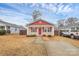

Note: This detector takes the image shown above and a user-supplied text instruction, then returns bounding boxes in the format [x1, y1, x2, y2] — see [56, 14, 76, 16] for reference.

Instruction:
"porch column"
[51, 27, 54, 36]
[5, 26, 7, 30]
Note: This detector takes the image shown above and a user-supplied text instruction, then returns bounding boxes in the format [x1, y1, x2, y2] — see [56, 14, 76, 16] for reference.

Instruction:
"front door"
[38, 28, 41, 35]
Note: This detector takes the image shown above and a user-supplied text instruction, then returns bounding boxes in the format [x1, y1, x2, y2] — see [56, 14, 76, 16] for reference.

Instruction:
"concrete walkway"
[44, 40, 79, 56]
[33, 37, 79, 56]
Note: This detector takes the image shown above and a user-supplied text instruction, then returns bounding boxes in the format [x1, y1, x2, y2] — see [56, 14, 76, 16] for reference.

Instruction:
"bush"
[26, 35, 36, 37]
[0, 30, 6, 35]
[42, 34, 46, 37]
[48, 35, 52, 37]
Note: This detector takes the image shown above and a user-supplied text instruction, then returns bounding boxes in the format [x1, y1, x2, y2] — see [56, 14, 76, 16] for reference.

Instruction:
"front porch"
[27, 25, 54, 36]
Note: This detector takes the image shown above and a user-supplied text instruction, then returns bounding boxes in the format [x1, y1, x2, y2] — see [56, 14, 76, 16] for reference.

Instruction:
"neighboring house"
[26, 19, 54, 36]
[58, 22, 79, 38]
[0, 20, 26, 34]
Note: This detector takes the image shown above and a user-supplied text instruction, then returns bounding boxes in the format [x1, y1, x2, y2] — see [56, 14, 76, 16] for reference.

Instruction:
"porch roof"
[26, 19, 54, 26]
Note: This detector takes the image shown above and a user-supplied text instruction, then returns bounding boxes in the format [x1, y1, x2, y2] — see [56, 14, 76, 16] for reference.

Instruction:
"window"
[71, 27, 77, 32]
[43, 27, 46, 32]
[7, 26, 10, 30]
[30, 27, 37, 32]
[44, 28, 47, 32]
[43, 28, 48, 32]
[48, 27, 52, 32]
[15, 28, 17, 31]
[0, 26, 5, 30]
[76, 27, 79, 32]
[48, 28, 50, 32]
[60, 30, 69, 32]
[77, 27, 79, 30]
[71, 27, 75, 30]
[71, 27, 79, 32]
[43, 27, 52, 32]
[71, 30, 77, 32]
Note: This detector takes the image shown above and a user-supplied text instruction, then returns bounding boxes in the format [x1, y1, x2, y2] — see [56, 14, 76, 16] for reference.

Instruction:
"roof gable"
[28, 19, 53, 25]
[0, 20, 22, 28]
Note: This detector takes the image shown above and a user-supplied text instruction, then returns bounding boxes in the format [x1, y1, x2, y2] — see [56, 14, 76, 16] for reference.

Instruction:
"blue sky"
[0, 3, 79, 26]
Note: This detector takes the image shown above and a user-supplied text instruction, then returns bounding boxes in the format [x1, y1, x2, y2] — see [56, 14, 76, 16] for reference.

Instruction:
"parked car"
[61, 27, 79, 39]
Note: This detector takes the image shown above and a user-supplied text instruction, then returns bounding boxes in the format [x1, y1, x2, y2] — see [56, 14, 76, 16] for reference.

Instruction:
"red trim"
[28, 19, 54, 26]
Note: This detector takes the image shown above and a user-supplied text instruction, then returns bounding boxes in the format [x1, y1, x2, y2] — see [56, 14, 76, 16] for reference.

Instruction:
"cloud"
[0, 14, 28, 26]
[29, 3, 36, 7]
[56, 4, 73, 15]
[30, 3, 40, 8]
[47, 4, 57, 13]
[0, 3, 77, 26]
[0, 4, 32, 17]
[58, 5, 64, 11]
[31, 3, 58, 13]
[29, 3, 73, 14]
[63, 5, 73, 12]
[6, 3, 73, 15]
[0, 4, 32, 26]
[5, 4, 32, 16]
[0, 7, 30, 18]
[41, 4, 47, 8]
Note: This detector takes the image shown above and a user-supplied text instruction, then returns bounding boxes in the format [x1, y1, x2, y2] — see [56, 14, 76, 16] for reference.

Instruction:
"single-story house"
[26, 19, 54, 36]
[0, 20, 26, 34]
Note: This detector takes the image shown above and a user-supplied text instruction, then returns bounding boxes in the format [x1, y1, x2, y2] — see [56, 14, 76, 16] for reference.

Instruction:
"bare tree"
[65, 17, 78, 25]
[25, 10, 42, 26]
[32, 10, 42, 21]
[58, 19, 65, 27]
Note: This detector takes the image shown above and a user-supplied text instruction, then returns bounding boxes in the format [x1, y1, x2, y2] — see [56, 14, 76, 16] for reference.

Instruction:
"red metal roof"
[28, 19, 54, 26]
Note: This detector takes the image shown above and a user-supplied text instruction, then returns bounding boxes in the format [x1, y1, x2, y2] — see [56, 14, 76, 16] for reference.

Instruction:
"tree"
[25, 10, 42, 26]
[58, 19, 65, 27]
[65, 17, 78, 25]
[32, 10, 42, 21]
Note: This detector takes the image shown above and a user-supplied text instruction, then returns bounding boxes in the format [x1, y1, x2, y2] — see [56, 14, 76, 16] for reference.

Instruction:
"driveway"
[32, 37, 79, 56]
[44, 40, 79, 56]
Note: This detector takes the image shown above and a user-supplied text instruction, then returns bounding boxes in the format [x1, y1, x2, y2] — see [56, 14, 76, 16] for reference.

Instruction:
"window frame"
[30, 27, 37, 32]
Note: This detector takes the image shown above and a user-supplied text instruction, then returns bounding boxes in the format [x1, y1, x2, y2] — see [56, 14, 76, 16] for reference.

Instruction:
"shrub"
[0, 30, 6, 35]
[26, 35, 36, 37]
[48, 35, 52, 37]
[42, 34, 46, 37]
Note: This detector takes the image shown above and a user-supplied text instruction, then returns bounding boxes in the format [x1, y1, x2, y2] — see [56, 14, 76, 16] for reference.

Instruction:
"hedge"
[0, 30, 6, 35]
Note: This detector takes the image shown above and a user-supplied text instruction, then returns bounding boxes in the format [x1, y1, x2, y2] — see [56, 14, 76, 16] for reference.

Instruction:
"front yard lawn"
[0, 35, 79, 56]
[0, 35, 47, 56]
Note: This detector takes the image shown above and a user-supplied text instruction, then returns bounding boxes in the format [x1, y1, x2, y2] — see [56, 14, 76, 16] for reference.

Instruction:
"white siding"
[41, 26, 54, 36]
[0, 21, 21, 34]
[27, 25, 54, 36]
[10, 27, 20, 34]
[0, 22, 6, 26]
[26, 27, 37, 35]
